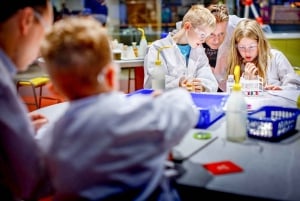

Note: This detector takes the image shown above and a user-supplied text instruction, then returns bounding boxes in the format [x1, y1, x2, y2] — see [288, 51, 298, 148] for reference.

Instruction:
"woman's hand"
[28, 112, 48, 133]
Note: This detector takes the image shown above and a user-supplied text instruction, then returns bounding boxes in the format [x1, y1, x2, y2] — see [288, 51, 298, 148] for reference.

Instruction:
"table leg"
[134, 66, 144, 91]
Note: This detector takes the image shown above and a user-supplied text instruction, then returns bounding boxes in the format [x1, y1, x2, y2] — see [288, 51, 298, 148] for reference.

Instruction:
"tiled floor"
[21, 96, 64, 112]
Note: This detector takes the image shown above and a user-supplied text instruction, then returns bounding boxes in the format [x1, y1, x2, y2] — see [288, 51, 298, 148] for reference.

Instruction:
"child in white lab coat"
[38, 16, 199, 201]
[227, 19, 299, 90]
[144, 5, 218, 92]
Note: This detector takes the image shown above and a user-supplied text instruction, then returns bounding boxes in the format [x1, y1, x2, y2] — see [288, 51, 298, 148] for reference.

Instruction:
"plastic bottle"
[151, 59, 165, 90]
[226, 74, 234, 93]
[226, 65, 247, 142]
[132, 42, 138, 58]
[150, 45, 173, 90]
[137, 28, 147, 58]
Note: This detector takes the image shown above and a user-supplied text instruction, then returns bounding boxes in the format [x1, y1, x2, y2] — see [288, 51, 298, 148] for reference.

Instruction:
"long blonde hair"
[227, 19, 271, 81]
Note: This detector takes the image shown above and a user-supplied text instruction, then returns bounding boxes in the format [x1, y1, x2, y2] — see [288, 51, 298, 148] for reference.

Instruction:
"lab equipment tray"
[128, 89, 229, 129]
[247, 106, 300, 141]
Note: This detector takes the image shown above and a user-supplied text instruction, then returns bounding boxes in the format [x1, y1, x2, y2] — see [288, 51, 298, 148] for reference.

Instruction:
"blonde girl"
[227, 19, 299, 90]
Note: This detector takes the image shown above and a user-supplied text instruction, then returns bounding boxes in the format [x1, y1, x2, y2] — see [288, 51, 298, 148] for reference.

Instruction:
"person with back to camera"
[203, 3, 244, 92]
[38, 16, 199, 201]
[144, 5, 218, 93]
[227, 19, 300, 90]
[0, 0, 53, 200]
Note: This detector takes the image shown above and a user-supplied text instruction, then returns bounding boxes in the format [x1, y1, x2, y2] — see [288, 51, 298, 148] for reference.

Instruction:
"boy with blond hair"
[38, 16, 198, 201]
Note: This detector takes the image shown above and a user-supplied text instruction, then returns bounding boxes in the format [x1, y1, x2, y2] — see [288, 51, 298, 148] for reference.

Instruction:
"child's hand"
[179, 77, 188, 88]
[264, 85, 282, 90]
[244, 62, 258, 79]
[28, 112, 48, 133]
[151, 90, 163, 97]
[192, 78, 204, 92]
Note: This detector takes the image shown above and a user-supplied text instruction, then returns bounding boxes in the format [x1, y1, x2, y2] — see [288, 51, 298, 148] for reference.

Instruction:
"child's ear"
[105, 65, 118, 89]
[183, 21, 192, 30]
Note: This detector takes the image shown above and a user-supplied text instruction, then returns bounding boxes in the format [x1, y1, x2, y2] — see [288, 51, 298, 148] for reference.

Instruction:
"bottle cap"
[155, 60, 162, 66]
[232, 83, 242, 91]
[155, 45, 173, 66]
[138, 28, 146, 40]
[233, 65, 241, 84]
[232, 65, 242, 91]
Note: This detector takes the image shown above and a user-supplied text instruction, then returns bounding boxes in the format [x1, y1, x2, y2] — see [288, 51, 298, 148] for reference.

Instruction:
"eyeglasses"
[208, 32, 225, 39]
[192, 28, 210, 40]
[33, 11, 50, 32]
[237, 45, 258, 53]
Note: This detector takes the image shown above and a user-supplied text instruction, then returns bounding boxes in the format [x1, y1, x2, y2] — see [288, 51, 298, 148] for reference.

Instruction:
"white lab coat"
[37, 88, 199, 201]
[144, 34, 218, 92]
[213, 15, 244, 91]
[267, 49, 300, 90]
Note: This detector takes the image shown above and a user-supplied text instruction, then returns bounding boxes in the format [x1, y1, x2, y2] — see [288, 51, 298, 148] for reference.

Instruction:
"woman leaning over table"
[227, 19, 300, 90]
[144, 5, 218, 92]
[204, 3, 244, 92]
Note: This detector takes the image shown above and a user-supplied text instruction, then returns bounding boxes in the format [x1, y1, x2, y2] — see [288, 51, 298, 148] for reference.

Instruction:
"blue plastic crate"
[191, 92, 228, 128]
[127, 89, 153, 96]
[247, 106, 300, 140]
[127, 89, 228, 129]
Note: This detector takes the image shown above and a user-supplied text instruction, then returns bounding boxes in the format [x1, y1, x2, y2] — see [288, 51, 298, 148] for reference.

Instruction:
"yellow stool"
[16, 77, 50, 109]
